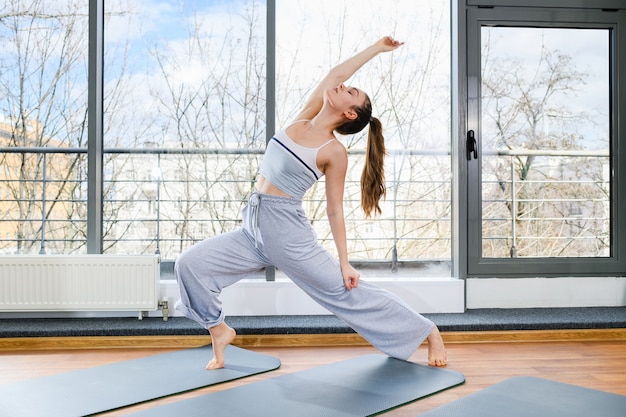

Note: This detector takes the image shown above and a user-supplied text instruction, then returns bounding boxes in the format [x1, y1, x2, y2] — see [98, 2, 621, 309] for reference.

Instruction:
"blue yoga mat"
[418, 376, 626, 417]
[129, 354, 465, 417]
[0, 344, 280, 417]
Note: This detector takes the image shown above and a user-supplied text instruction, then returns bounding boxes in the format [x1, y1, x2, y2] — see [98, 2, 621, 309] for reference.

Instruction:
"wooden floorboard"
[1, 333, 625, 416]
[1, 328, 625, 350]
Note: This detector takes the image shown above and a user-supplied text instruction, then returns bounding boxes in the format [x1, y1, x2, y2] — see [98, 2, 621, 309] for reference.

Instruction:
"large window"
[102, 1, 268, 257]
[275, 0, 451, 266]
[465, 3, 626, 276]
[0, 0, 453, 277]
[99, 0, 453, 272]
[0, 1, 89, 255]
[481, 27, 609, 258]
[3, 0, 625, 282]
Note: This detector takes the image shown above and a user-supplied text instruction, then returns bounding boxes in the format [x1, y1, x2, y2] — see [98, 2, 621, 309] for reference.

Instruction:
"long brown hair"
[335, 94, 386, 218]
[360, 116, 386, 217]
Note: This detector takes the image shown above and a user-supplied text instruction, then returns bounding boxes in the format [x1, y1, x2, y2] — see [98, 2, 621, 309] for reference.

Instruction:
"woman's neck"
[310, 109, 344, 134]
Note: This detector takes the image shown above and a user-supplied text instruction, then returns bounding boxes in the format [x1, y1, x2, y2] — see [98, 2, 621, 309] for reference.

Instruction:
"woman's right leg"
[174, 228, 269, 369]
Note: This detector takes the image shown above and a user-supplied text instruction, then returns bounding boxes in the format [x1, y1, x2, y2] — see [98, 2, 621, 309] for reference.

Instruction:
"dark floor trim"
[1, 307, 624, 338]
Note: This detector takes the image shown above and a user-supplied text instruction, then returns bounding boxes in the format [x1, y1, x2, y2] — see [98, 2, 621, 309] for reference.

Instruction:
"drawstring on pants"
[248, 193, 263, 248]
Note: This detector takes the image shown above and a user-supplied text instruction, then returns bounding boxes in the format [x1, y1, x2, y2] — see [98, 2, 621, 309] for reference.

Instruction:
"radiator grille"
[0, 255, 160, 311]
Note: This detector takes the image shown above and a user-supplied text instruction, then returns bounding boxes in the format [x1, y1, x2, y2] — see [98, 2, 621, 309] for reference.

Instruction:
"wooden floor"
[1, 335, 625, 416]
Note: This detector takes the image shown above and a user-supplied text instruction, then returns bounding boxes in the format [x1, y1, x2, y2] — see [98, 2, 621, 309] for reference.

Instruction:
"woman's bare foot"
[206, 322, 236, 370]
[427, 326, 447, 367]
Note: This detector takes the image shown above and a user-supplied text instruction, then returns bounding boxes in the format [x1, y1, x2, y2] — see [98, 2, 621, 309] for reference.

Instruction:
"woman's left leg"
[256, 196, 441, 361]
[280, 252, 435, 361]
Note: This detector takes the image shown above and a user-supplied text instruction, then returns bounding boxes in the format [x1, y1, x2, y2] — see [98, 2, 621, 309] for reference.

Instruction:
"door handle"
[467, 130, 478, 160]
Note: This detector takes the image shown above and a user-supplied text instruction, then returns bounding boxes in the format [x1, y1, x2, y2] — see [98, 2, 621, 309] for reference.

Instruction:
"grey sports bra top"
[258, 122, 334, 199]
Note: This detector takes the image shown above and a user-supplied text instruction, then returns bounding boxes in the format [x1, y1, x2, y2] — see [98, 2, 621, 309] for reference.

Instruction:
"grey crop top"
[258, 124, 334, 199]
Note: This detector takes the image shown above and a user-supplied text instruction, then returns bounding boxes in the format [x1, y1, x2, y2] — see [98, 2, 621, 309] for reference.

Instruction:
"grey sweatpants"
[175, 192, 434, 360]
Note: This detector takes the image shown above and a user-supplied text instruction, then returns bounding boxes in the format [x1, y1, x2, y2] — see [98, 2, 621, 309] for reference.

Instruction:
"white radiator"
[0, 255, 160, 313]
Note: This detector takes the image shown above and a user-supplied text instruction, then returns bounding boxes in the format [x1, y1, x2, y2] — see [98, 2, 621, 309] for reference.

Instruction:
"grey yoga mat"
[129, 354, 466, 417]
[0, 344, 280, 417]
[418, 376, 626, 417]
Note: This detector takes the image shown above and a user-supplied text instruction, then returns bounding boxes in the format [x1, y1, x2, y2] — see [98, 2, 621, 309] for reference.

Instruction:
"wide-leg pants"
[175, 192, 434, 360]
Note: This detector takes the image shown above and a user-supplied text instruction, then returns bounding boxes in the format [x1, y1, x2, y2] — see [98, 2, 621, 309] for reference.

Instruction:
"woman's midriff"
[255, 175, 292, 197]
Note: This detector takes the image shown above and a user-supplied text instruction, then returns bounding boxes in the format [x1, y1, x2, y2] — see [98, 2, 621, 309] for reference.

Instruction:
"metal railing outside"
[481, 149, 610, 258]
[0, 147, 452, 270]
[0, 146, 611, 271]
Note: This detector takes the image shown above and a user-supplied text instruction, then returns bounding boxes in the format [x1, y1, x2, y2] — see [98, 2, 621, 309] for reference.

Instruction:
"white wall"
[466, 277, 626, 309]
[158, 276, 625, 318]
[160, 278, 465, 317]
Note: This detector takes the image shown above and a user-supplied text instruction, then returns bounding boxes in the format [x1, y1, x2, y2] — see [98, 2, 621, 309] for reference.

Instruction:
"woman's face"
[326, 84, 366, 116]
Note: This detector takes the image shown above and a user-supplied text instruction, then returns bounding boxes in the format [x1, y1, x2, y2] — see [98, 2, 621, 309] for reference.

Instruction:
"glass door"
[466, 7, 626, 276]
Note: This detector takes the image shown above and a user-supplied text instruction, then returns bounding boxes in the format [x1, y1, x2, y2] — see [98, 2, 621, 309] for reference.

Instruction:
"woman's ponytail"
[334, 93, 386, 217]
[360, 116, 386, 218]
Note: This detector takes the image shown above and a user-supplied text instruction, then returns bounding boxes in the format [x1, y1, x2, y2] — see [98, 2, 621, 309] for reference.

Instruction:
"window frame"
[462, 2, 626, 277]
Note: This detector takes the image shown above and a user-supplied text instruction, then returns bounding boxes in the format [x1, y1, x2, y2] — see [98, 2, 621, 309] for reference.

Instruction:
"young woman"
[175, 36, 447, 370]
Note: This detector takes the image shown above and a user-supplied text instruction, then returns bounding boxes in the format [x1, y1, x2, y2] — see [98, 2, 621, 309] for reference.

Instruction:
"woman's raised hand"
[376, 36, 404, 52]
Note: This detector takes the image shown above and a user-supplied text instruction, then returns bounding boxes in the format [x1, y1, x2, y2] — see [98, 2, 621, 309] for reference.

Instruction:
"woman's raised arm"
[294, 36, 404, 121]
